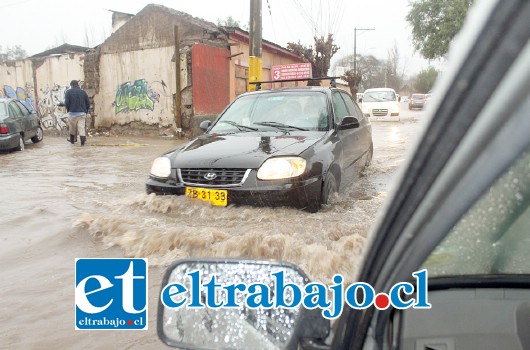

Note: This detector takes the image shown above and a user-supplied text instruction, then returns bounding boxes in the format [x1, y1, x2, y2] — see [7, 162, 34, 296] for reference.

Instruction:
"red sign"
[271, 63, 312, 81]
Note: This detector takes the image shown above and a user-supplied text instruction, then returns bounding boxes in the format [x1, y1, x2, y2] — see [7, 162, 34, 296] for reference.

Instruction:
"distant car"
[401, 96, 410, 103]
[360, 87, 400, 121]
[408, 93, 426, 110]
[146, 86, 373, 213]
[424, 92, 433, 107]
[0, 98, 43, 151]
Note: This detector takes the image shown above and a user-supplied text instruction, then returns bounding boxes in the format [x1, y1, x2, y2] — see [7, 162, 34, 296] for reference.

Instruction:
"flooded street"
[0, 106, 424, 349]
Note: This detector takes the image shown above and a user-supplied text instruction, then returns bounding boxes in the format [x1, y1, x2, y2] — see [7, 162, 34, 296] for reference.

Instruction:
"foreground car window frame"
[332, 1, 530, 349]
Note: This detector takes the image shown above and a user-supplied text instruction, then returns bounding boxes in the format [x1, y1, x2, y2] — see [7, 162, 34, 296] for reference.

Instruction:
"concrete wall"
[0, 60, 34, 95]
[0, 60, 35, 113]
[0, 53, 86, 132]
[0, 6, 305, 137]
[94, 46, 188, 130]
[101, 4, 226, 54]
[33, 54, 85, 131]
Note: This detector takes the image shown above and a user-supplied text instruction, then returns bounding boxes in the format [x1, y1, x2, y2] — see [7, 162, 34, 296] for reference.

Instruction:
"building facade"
[0, 4, 306, 137]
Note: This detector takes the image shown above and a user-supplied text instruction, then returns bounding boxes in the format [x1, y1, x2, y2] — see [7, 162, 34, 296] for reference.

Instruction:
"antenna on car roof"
[249, 77, 340, 91]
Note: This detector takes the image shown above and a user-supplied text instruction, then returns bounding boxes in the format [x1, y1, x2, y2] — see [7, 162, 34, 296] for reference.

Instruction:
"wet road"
[0, 105, 425, 349]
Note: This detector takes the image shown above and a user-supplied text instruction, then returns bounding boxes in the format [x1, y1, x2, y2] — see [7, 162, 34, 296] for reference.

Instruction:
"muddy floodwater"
[0, 107, 424, 349]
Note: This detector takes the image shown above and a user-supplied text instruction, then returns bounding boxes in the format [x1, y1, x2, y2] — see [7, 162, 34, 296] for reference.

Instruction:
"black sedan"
[146, 86, 373, 212]
[0, 98, 43, 151]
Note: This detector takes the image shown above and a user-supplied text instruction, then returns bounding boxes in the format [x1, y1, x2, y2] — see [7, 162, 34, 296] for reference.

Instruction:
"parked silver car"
[0, 98, 43, 151]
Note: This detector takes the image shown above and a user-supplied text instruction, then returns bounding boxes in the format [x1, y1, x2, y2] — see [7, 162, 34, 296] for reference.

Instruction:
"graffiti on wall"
[1, 84, 35, 111]
[113, 79, 160, 114]
[37, 84, 69, 131]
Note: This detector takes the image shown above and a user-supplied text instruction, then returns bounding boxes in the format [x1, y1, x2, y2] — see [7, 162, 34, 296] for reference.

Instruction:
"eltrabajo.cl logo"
[75, 258, 148, 330]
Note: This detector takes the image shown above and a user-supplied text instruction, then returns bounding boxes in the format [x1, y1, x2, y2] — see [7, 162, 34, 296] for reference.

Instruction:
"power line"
[266, 0, 278, 43]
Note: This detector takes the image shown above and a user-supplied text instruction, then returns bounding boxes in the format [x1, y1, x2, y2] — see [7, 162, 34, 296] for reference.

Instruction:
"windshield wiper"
[254, 121, 308, 131]
[220, 121, 258, 131]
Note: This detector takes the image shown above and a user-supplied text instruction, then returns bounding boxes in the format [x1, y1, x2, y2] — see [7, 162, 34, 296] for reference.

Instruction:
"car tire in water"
[16, 134, 25, 151]
[304, 173, 337, 213]
[321, 172, 338, 206]
[365, 143, 373, 167]
[31, 127, 43, 143]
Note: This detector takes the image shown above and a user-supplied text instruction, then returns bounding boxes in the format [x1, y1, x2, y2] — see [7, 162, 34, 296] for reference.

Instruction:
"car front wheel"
[321, 172, 338, 206]
[31, 127, 43, 143]
[303, 173, 337, 213]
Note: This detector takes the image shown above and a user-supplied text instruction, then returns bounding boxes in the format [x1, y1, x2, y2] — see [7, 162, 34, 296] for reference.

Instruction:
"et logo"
[75, 258, 148, 330]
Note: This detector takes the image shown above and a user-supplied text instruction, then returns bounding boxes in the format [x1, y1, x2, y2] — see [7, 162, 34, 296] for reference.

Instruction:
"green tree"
[406, 0, 474, 60]
[287, 34, 339, 86]
[414, 67, 438, 93]
[0, 45, 27, 63]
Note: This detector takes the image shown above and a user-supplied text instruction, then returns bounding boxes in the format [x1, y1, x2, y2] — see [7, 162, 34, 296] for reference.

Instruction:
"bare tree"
[342, 70, 362, 96]
[287, 34, 339, 85]
[384, 43, 404, 91]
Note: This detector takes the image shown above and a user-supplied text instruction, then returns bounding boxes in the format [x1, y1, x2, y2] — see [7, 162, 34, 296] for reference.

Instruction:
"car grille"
[372, 109, 388, 117]
[178, 168, 251, 187]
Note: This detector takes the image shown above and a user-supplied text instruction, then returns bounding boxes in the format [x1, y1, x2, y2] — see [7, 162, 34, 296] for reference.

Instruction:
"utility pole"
[248, 0, 262, 92]
[353, 27, 375, 76]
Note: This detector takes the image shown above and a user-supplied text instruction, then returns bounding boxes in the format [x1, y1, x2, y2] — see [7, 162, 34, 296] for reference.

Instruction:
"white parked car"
[360, 87, 400, 122]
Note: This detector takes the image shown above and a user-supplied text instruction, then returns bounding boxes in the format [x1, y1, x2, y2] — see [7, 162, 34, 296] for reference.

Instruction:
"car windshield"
[412, 94, 425, 100]
[363, 91, 396, 102]
[424, 150, 530, 278]
[0, 102, 7, 116]
[209, 92, 329, 133]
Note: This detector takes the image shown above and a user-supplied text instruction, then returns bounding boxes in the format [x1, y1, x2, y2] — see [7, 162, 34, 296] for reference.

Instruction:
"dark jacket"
[65, 86, 90, 113]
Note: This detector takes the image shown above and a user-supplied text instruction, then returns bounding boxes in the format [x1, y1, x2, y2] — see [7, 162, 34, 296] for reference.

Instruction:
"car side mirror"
[338, 116, 360, 130]
[158, 259, 330, 349]
[358, 98, 362, 103]
[199, 120, 212, 132]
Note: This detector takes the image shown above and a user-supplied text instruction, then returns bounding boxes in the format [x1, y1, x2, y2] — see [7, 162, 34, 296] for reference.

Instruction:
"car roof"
[363, 88, 396, 92]
[239, 85, 339, 97]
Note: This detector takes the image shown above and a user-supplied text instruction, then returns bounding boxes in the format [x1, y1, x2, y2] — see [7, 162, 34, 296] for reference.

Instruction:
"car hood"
[169, 132, 324, 168]
[361, 100, 399, 110]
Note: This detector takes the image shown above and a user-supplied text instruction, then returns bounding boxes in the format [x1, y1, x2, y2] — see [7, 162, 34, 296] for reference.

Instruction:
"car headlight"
[150, 157, 171, 178]
[257, 157, 307, 180]
[362, 106, 369, 114]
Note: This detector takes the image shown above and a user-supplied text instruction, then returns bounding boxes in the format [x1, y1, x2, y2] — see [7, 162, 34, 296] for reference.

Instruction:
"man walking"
[64, 80, 90, 146]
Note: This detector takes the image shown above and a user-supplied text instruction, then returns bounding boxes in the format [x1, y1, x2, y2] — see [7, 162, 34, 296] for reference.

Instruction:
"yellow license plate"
[185, 187, 228, 207]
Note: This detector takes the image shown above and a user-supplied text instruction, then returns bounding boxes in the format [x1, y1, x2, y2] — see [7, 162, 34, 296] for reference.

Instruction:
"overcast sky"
[0, 0, 439, 77]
